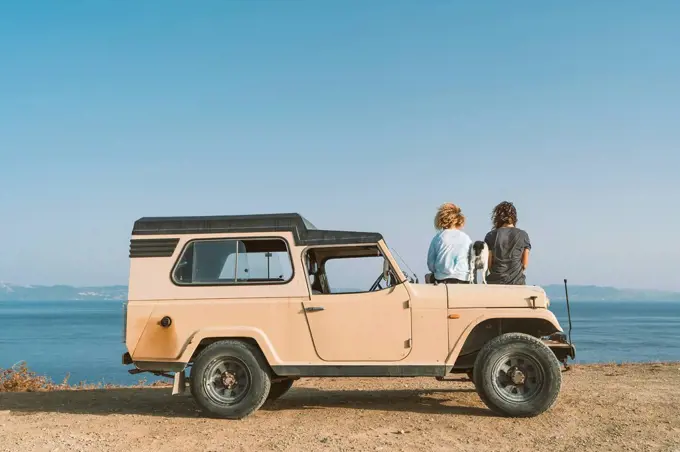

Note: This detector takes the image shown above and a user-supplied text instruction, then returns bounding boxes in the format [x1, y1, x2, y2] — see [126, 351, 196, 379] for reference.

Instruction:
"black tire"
[190, 340, 271, 419]
[266, 378, 294, 402]
[472, 332, 562, 417]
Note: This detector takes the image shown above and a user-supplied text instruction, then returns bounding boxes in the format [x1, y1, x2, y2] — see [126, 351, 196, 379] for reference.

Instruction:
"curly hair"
[434, 203, 465, 230]
[491, 201, 518, 229]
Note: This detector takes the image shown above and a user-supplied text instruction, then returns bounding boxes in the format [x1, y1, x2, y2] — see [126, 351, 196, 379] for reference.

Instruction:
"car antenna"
[390, 247, 418, 283]
[563, 278, 573, 345]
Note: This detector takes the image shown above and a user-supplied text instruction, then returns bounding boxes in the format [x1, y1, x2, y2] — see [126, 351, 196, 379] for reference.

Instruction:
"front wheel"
[473, 333, 562, 417]
[190, 340, 271, 419]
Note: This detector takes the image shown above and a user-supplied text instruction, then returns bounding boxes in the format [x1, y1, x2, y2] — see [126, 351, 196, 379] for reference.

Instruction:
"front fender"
[445, 308, 563, 368]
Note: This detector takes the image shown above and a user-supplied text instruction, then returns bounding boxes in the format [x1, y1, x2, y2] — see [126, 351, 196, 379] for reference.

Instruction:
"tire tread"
[473, 332, 562, 417]
[190, 339, 271, 419]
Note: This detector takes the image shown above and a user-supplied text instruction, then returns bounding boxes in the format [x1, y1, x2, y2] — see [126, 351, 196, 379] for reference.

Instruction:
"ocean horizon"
[1, 299, 679, 385]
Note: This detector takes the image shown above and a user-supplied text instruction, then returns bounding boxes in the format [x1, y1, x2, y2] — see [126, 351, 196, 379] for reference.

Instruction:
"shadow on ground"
[0, 386, 491, 418]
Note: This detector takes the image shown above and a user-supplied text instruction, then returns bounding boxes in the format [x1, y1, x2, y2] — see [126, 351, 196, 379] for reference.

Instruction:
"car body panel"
[124, 213, 571, 377]
[302, 283, 413, 362]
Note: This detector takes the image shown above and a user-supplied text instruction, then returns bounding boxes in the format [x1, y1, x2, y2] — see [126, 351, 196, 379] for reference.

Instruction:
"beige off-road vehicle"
[122, 213, 575, 419]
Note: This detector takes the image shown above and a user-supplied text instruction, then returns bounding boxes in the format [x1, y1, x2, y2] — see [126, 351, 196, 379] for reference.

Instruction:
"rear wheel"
[473, 333, 562, 417]
[190, 340, 271, 419]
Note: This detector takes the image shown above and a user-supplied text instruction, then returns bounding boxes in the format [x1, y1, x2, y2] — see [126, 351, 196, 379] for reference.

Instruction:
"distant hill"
[0, 283, 127, 301]
[543, 284, 680, 302]
[1, 282, 678, 302]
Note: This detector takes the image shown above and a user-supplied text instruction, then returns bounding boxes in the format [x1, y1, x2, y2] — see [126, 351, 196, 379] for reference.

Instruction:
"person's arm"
[521, 231, 532, 270]
[427, 237, 437, 273]
[459, 235, 472, 270]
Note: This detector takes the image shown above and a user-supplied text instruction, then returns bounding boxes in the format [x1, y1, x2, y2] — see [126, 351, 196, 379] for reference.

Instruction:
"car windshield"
[389, 247, 418, 283]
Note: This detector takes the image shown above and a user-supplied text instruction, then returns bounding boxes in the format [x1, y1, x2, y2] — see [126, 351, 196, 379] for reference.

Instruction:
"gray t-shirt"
[484, 227, 531, 285]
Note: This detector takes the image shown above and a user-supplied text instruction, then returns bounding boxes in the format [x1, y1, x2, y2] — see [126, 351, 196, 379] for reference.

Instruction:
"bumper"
[544, 340, 576, 360]
[544, 332, 576, 360]
[122, 352, 187, 372]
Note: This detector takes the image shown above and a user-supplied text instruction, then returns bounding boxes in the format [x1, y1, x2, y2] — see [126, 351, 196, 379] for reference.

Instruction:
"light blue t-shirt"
[427, 228, 472, 281]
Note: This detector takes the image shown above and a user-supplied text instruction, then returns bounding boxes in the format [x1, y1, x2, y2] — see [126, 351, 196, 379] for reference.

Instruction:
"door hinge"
[405, 338, 412, 348]
[403, 300, 410, 309]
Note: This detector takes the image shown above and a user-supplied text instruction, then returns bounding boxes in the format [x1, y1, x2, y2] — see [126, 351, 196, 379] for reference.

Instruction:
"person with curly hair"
[483, 201, 531, 285]
[427, 203, 473, 284]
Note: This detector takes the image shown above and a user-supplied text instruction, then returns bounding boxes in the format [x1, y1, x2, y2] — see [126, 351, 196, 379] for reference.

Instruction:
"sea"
[1, 299, 679, 385]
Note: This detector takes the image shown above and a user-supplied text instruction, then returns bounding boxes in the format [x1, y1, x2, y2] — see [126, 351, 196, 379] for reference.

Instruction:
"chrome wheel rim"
[490, 352, 544, 403]
[203, 357, 252, 406]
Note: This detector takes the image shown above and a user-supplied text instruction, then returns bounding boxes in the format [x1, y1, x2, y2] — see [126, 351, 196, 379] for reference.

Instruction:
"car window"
[173, 238, 293, 285]
[323, 255, 392, 293]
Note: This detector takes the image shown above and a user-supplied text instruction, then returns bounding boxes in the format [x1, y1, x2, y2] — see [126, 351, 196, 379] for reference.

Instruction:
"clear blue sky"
[1, 1, 678, 290]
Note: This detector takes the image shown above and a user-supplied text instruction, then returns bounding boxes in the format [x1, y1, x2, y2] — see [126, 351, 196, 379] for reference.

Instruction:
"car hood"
[444, 284, 549, 309]
[407, 283, 550, 309]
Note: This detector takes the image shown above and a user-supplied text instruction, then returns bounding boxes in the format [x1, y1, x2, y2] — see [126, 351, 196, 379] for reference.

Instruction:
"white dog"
[468, 240, 489, 284]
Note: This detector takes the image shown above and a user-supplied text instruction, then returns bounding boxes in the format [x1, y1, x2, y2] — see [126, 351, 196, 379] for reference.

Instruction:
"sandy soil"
[1, 363, 679, 452]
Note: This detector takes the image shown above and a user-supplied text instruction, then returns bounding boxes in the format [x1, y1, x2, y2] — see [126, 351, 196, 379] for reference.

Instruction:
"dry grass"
[0, 361, 170, 393]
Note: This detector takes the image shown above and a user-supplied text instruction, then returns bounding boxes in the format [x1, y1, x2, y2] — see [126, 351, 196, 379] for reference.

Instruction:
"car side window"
[172, 238, 293, 285]
[322, 255, 395, 294]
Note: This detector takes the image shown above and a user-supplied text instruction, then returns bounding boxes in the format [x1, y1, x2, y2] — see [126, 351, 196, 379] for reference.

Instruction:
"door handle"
[305, 306, 325, 312]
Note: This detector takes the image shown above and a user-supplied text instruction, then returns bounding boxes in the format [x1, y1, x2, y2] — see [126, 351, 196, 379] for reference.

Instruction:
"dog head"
[472, 240, 487, 256]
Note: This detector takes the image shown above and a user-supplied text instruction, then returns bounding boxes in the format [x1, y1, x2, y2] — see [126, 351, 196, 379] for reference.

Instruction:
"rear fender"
[176, 327, 281, 365]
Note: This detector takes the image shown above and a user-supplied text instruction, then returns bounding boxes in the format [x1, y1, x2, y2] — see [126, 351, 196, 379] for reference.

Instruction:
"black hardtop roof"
[132, 212, 383, 246]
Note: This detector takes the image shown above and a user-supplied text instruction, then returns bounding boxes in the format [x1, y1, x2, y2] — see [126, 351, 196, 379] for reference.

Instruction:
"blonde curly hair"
[434, 203, 465, 230]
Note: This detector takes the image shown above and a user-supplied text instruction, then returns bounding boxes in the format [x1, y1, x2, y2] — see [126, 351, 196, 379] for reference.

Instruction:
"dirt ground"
[1, 363, 679, 452]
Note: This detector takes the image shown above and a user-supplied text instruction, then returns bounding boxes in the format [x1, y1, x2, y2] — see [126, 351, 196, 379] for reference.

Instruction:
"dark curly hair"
[491, 201, 518, 229]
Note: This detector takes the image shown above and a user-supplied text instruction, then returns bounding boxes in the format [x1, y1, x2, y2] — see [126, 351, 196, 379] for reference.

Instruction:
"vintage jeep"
[122, 213, 575, 419]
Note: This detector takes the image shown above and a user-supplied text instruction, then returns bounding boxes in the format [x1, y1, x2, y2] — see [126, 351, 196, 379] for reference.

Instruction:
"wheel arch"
[177, 327, 281, 368]
[447, 313, 563, 371]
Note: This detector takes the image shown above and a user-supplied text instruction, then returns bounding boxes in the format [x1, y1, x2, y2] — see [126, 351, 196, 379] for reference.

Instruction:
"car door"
[302, 279, 413, 362]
